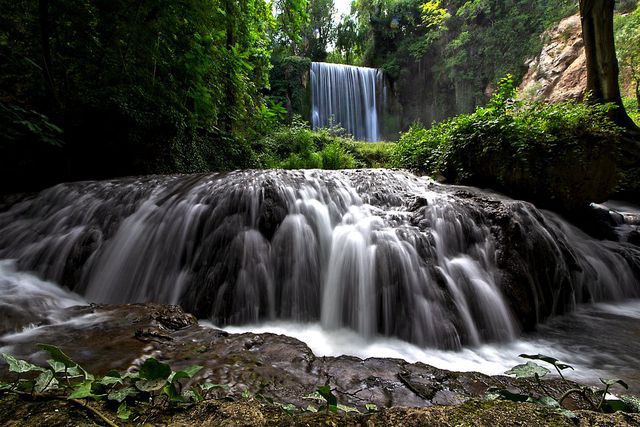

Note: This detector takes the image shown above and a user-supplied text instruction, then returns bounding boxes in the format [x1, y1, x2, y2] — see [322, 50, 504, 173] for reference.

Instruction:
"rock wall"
[519, 15, 587, 102]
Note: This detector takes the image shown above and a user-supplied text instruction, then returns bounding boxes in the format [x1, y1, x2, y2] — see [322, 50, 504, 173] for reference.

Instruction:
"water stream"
[0, 169, 639, 386]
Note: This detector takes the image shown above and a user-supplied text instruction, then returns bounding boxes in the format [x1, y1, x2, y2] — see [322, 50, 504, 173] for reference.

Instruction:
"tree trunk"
[580, 0, 638, 129]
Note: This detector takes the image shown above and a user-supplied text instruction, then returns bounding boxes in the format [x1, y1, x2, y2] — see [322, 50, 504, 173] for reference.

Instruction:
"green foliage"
[350, 0, 576, 120]
[0, 0, 274, 189]
[490, 353, 637, 418]
[391, 78, 623, 210]
[504, 362, 550, 380]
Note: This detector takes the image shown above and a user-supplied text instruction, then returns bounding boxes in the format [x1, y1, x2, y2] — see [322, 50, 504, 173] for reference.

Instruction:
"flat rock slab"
[0, 303, 610, 412]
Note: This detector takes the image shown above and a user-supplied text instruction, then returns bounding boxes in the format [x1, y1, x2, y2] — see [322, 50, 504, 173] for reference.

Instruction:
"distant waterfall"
[311, 62, 381, 142]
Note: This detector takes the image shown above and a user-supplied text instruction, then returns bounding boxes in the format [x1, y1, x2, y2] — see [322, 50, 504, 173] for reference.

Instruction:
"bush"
[391, 78, 623, 210]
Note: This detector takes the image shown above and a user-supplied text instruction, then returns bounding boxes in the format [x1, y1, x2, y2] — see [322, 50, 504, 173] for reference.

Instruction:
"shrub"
[391, 78, 623, 210]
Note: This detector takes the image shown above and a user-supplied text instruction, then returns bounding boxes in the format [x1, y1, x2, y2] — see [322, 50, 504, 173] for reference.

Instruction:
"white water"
[311, 62, 382, 141]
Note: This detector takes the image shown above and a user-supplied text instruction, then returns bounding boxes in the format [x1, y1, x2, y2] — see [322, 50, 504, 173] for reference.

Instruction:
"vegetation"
[490, 353, 640, 417]
[0, 0, 274, 190]
[391, 76, 623, 210]
[255, 116, 394, 169]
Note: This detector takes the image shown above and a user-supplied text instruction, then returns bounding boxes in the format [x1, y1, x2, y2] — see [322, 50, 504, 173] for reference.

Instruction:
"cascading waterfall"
[0, 170, 639, 350]
[311, 62, 382, 141]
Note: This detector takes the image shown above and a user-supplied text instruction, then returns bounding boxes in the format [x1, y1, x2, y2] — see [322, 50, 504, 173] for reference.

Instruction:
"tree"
[335, 15, 361, 64]
[579, 0, 637, 128]
[615, 5, 640, 111]
[304, 0, 336, 61]
[273, 0, 310, 55]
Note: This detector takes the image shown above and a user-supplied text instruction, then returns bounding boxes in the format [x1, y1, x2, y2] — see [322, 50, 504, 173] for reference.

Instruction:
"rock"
[519, 15, 587, 103]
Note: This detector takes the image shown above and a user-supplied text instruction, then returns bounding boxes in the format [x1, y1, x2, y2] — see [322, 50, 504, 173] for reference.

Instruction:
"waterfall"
[311, 62, 381, 142]
[1, 170, 639, 349]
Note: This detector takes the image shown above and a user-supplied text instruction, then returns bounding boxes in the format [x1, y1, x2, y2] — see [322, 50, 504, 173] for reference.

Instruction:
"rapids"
[0, 169, 638, 352]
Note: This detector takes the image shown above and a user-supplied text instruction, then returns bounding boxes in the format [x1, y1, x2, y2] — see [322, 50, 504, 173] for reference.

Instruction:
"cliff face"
[519, 15, 587, 102]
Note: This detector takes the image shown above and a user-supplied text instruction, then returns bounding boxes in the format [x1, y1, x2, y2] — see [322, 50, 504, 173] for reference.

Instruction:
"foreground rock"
[3, 393, 640, 426]
[2, 303, 639, 426]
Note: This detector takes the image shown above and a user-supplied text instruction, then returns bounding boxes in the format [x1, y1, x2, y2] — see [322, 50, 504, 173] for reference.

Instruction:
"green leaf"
[305, 405, 318, 413]
[169, 365, 203, 383]
[108, 387, 138, 402]
[200, 382, 228, 391]
[317, 386, 338, 412]
[37, 344, 92, 380]
[1, 353, 45, 374]
[276, 402, 296, 414]
[135, 378, 167, 392]
[505, 362, 550, 379]
[242, 389, 251, 399]
[34, 370, 58, 393]
[519, 354, 574, 371]
[17, 379, 34, 393]
[37, 344, 76, 369]
[68, 380, 101, 400]
[620, 395, 640, 413]
[486, 387, 529, 403]
[602, 399, 630, 413]
[117, 402, 131, 420]
[47, 360, 65, 373]
[163, 383, 185, 402]
[337, 404, 360, 413]
[555, 408, 578, 419]
[600, 378, 629, 389]
[97, 371, 123, 387]
[138, 358, 171, 381]
[527, 396, 559, 408]
[183, 388, 203, 402]
[365, 403, 378, 412]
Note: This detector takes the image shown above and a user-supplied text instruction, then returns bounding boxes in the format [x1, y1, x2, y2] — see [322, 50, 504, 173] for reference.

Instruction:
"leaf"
[527, 395, 559, 408]
[305, 405, 318, 413]
[34, 370, 58, 393]
[1, 353, 45, 374]
[68, 380, 101, 400]
[620, 395, 640, 413]
[37, 344, 92, 380]
[303, 391, 326, 401]
[602, 399, 630, 413]
[365, 403, 378, 412]
[117, 402, 131, 420]
[37, 344, 76, 369]
[135, 378, 167, 392]
[337, 404, 360, 413]
[183, 388, 203, 402]
[555, 408, 578, 419]
[486, 387, 529, 403]
[138, 358, 171, 381]
[519, 354, 574, 371]
[108, 387, 138, 402]
[200, 382, 228, 391]
[276, 402, 296, 415]
[97, 371, 123, 387]
[169, 365, 203, 383]
[600, 378, 629, 389]
[317, 386, 338, 412]
[242, 389, 251, 399]
[505, 362, 550, 379]
[163, 383, 185, 402]
[47, 360, 65, 373]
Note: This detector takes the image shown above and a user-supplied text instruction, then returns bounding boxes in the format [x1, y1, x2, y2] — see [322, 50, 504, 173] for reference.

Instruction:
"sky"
[334, 0, 352, 21]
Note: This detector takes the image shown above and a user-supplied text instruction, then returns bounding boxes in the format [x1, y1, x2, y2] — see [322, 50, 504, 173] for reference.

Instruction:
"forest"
[2, 0, 640, 426]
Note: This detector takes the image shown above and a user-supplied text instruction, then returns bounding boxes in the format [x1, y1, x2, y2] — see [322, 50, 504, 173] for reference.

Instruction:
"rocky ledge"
[1, 303, 639, 425]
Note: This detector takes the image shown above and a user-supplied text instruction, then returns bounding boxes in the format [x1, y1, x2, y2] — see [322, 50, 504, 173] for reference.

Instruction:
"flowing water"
[311, 62, 382, 141]
[0, 169, 639, 385]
